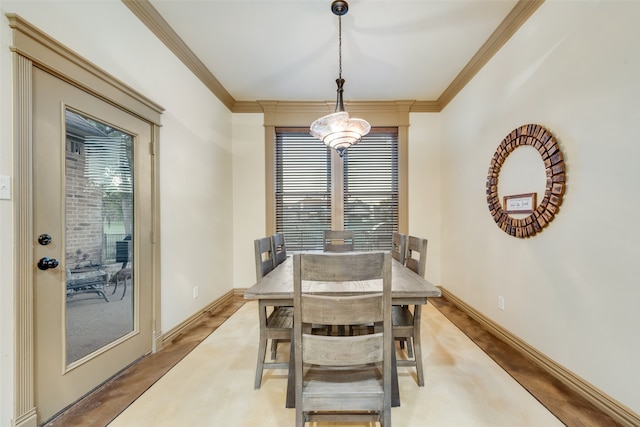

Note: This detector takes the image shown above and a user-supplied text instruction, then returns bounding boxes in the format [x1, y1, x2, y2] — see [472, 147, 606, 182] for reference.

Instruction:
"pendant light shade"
[310, 0, 370, 157]
[310, 111, 371, 157]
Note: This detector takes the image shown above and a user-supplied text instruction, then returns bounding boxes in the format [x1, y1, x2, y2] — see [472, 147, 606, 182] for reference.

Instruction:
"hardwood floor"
[44, 294, 619, 426]
[429, 297, 621, 427]
[43, 296, 246, 427]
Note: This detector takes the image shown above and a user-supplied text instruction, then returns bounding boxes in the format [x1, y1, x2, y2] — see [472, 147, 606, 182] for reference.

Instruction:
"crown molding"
[231, 101, 264, 114]
[258, 100, 414, 128]
[409, 100, 441, 113]
[124, 0, 542, 114]
[437, 0, 544, 110]
[121, 0, 235, 111]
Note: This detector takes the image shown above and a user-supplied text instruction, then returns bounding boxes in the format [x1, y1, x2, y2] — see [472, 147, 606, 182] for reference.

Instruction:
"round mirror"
[485, 124, 566, 238]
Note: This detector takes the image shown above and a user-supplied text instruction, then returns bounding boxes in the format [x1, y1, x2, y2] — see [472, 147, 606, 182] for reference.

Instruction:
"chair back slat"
[405, 235, 428, 278]
[254, 236, 275, 281]
[301, 294, 384, 325]
[300, 251, 384, 282]
[323, 230, 354, 252]
[302, 333, 384, 366]
[272, 232, 287, 266]
[392, 231, 407, 264]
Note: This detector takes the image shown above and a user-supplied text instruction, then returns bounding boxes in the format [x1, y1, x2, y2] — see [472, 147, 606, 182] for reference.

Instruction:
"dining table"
[243, 251, 442, 408]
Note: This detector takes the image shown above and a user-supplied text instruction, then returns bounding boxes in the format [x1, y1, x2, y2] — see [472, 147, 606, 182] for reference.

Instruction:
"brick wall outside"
[65, 150, 104, 269]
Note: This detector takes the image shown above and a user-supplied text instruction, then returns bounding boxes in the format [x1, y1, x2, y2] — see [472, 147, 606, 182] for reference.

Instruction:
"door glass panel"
[65, 109, 135, 365]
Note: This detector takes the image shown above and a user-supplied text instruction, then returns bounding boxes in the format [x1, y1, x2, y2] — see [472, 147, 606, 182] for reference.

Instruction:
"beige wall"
[0, 8, 14, 427]
[231, 113, 266, 289]
[229, 114, 444, 290]
[2, 0, 639, 425]
[0, 2, 234, 423]
[437, 0, 640, 414]
[408, 113, 442, 285]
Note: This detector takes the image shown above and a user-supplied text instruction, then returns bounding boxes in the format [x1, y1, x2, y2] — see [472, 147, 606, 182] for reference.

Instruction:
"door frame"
[8, 14, 163, 427]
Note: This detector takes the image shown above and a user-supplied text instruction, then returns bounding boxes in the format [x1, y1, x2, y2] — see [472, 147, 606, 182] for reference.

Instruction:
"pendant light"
[310, 0, 370, 157]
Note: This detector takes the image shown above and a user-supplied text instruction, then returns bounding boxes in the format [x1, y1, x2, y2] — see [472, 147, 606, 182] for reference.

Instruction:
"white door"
[32, 67, 154, 422]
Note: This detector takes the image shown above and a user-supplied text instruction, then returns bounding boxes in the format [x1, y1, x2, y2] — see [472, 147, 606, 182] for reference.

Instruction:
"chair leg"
[255, 304, 268, 389]
[254, 333, 268, 389]
[270, 339, 278, 360]
[406, 336, 414, 358]
[413, 305, 424, 387]
[120, 277, 128, 300]
[382, 409, 391, 427]
[295, 408, 304, 427]
[254, 334, 267, 389]
[111, 275, 129, 300]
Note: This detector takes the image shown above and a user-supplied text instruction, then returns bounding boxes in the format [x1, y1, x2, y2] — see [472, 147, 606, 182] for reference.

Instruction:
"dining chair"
[351, 231, 404, 338]
[271, 232, 287, 266]
[253, 236, 293, 389]
[293, 251, 392, 427]
[405, 235, 428, 278]
[322, 229, 356, 335]
[393, 235, 428, 386]
[254, 236, 275, 282]
[391, 231, 406, 264]
[270, 232, 290, 344]
[323, 229, 354, 252]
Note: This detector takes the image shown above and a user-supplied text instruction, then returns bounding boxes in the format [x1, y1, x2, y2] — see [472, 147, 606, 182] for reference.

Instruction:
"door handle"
[37, 257, 59, 271]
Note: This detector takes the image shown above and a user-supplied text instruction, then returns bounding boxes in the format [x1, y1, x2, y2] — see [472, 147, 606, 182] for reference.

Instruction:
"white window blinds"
[275, 128, 398, 251]
[343, 129, 399, 251]
[275, 130, 331, 251]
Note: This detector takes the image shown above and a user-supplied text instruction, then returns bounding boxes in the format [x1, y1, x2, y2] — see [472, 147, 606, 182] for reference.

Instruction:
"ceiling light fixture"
[310, 0, 370, 157]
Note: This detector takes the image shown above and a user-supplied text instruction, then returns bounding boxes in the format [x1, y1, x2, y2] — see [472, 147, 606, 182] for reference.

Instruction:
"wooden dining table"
[243, 252, 442, 408]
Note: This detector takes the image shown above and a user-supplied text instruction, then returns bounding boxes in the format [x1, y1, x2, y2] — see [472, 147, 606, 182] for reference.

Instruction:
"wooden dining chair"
[293, 251, 392, 427]
[253, 236, 293, 389]
[254, 236, 275, 282]
[323, 229, 354, 252]
[405, 235, 428, 278]
[271, 232, 287, 266]
[392, 235, 428, 386]
[391, 231, 407, 264]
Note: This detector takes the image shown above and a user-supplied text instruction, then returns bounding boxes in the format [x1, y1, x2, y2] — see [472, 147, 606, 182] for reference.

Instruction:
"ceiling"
[128, 0, 538, 111]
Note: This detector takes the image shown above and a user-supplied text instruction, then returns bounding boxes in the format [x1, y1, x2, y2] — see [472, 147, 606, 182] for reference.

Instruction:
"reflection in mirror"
[497, 145, 546, 205]
[65, 109, 135, 365]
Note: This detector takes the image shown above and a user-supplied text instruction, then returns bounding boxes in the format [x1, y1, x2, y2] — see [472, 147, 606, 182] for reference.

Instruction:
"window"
[275, 128, 399, 251]
[275, 130, 331, 251]
[343, 129, 398, 251]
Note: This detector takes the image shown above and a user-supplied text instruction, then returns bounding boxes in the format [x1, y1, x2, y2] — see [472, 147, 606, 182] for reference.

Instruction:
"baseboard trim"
[440, 287, 639, 427]
[161, 289, 236, 347]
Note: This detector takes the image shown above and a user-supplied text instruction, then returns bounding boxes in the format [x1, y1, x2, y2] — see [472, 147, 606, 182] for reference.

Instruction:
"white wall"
[0, 2, 234, 424]
[438, 0, 640, 414]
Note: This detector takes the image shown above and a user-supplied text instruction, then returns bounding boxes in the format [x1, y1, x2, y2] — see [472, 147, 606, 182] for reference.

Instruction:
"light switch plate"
[0, 175, 10, 200]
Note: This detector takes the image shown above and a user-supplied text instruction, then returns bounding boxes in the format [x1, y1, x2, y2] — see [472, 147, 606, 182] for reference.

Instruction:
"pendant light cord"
[338, 14, 342, 80]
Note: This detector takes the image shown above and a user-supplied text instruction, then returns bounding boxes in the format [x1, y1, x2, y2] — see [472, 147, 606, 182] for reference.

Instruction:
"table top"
[244, 253, 441, 301]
